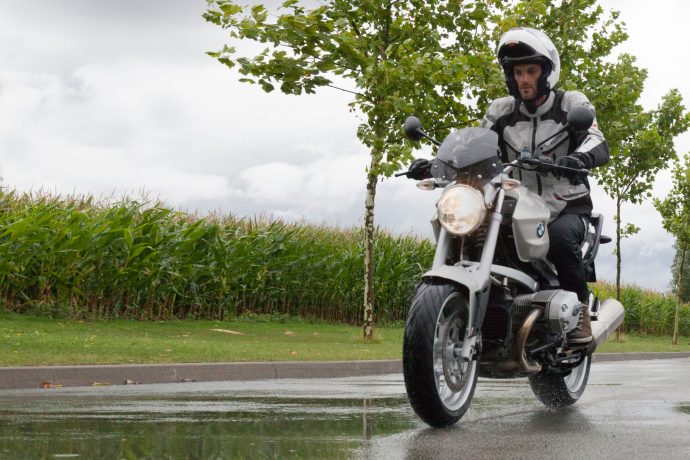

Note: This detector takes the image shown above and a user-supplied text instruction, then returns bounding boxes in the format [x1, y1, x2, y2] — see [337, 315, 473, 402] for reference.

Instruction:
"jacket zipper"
[531, 118, 542, 195]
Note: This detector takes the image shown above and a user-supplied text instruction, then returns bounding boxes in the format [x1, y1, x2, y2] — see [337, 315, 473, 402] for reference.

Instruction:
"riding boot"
[566, 304, 593, 346]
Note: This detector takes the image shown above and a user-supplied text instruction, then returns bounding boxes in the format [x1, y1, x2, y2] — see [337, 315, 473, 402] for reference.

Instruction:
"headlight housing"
[437, 184, 486, 236]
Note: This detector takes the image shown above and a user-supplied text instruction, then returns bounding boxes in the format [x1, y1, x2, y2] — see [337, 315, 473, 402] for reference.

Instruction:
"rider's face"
[513, 63, 542, 100]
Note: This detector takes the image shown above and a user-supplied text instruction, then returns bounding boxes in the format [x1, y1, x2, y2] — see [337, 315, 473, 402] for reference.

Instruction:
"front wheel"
[528, 355, 591, 408]
[403, 282, 478, 427]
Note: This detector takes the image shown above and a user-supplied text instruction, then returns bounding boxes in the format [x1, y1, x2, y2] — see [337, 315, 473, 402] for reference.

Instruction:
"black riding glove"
[555, 154, 586, 179]
[407, 158, 432, 180]
[571, 151, 593, 169]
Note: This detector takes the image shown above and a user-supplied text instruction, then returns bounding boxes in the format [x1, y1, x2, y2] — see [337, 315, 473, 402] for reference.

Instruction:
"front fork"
[432, 189, 506, 362]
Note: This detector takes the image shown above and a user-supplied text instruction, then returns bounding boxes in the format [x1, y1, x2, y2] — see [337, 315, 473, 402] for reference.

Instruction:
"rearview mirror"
[404, 116, 425, 141]
[567, 106, 595, 132]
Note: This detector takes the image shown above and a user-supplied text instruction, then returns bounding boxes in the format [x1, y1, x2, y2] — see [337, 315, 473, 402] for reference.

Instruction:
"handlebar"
[396, 156, 588, 181]
[508, 157, 589, 176]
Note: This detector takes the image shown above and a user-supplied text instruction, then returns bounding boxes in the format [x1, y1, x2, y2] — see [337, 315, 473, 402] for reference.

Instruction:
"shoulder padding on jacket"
[561, 90, 595, 115]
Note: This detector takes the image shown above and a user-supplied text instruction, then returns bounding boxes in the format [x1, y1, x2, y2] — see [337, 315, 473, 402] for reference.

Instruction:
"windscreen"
[432, 127, 499, 180]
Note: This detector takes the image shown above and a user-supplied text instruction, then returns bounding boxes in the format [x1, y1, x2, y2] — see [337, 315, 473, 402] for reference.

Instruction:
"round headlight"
[437, 184, 486, 236]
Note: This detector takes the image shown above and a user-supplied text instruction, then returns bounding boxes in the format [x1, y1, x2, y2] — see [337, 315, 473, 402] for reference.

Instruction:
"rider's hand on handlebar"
[554, 155, 585, 179]
[407, 158, 432, 180]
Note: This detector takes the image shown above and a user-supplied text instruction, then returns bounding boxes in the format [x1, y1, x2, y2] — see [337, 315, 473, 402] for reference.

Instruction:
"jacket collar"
[518, 91, 555, 118]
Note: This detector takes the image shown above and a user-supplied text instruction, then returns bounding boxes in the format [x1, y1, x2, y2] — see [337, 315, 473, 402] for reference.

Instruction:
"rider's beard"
[520, 85, 536, 100]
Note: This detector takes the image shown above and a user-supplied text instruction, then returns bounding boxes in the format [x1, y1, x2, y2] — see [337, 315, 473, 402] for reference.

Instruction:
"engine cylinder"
[512, 289, 581, 334]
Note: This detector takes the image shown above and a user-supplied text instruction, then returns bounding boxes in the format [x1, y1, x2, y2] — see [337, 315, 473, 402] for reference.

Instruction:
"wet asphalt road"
[0, 358, 688, 459]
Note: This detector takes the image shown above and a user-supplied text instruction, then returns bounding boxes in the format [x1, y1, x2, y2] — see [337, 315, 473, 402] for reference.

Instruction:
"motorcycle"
[398, 107, 624, 427]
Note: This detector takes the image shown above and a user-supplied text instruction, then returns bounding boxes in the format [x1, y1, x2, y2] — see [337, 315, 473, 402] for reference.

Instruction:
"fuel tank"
[505, 185, 550, 262]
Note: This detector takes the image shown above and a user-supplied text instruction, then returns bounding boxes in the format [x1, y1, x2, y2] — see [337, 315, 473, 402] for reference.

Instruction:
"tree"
[596, 90, 690, 305]
[203, 0, 504, 339]
[594, 87, 689, 339]
[671, 244, 690, 303]
[654, 153, 690, 345]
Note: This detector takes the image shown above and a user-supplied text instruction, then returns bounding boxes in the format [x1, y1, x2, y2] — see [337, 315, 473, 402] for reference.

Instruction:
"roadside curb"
[0, 360, 402, 390]
[1, 352, 688, 390]
[591, 351, 690, 362]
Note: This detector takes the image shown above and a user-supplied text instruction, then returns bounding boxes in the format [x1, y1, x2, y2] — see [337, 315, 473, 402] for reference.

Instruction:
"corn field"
[0, 189, 433, 323]
[0, 189, 688, 334]
[591, 282, 690, 336]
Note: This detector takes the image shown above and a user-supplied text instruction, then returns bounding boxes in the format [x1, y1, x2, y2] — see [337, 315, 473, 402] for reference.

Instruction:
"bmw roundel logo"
[537, 222, 546, 238]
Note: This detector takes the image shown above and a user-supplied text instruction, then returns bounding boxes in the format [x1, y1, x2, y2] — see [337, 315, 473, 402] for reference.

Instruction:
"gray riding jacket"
[480, 90, 609, 220]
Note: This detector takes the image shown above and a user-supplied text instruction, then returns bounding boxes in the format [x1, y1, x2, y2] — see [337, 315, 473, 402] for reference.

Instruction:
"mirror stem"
[418, 130, 441, 146]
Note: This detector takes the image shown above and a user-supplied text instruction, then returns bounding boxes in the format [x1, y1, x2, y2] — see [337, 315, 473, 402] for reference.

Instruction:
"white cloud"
[237, 151, 369, 221]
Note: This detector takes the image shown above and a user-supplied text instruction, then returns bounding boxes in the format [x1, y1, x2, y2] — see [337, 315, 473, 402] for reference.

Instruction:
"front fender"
[423, 265, 482, 293]
[423, 265, 487, 331]
[422, 263, 537, 332]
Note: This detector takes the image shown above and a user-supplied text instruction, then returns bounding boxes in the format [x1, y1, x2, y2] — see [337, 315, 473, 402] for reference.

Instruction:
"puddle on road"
[0, 395, 416, 459]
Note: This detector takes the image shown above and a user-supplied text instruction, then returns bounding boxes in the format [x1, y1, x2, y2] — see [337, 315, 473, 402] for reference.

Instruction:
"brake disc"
[442, 312, 470, 392]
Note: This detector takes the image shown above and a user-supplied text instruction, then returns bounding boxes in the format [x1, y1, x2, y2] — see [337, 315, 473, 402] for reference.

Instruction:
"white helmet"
[497, 28, 560, 103]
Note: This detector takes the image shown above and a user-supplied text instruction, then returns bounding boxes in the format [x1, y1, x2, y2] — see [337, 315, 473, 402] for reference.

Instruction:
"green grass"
[0, 311, 403, 366]
[597, 333, 690, 353]
[1, 312, 688, 367]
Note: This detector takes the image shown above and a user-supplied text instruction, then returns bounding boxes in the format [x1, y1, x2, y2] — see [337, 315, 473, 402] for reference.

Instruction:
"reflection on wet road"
[0, 359, 688, 459]
[0, 375, 415, 459]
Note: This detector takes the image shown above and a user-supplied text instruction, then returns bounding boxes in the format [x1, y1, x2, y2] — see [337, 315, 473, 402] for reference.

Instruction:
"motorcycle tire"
[403, 281, 478, 427]
[528, 354, 591, 408]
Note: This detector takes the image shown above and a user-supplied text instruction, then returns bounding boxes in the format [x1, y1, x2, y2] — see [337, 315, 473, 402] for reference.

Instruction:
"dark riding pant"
[548, 213, 588, 302]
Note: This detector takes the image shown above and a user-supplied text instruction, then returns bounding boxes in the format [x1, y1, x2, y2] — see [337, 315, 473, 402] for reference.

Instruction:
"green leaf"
[219, 2, 242, 16]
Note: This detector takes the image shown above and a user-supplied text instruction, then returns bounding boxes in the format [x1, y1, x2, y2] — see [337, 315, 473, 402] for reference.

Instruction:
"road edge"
[1, 352, 688, 390]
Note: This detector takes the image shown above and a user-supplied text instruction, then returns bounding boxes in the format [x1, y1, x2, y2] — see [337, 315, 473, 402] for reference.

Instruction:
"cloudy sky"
[0, 0, 688, 292]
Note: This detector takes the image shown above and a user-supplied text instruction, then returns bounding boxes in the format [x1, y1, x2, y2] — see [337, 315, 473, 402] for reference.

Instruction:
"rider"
[408, 27, 609, 345]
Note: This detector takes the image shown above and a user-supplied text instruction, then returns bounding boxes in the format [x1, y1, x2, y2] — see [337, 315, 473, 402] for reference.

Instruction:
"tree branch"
[620, 169, 644, 197]
[327, 84, 363, 97]
[348, 18, 362, 37]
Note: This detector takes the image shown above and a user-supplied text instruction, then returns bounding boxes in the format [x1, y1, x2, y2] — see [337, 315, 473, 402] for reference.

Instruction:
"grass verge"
[0, 311, 403, 366]
[597, 333, 690, 353]
[1, 312, 688, 367]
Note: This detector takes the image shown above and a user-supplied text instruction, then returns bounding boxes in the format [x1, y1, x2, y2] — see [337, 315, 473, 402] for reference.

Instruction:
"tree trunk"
[362, 154, 380, 341]
[615, 197, 622, 301]
[615, 196, 623, 340]
[672, 248, 685, 345]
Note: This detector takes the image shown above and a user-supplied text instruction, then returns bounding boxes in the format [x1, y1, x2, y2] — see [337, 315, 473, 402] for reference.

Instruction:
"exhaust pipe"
[513, 308, 543, 374]
[589, 298, 625, 354]
[484, 299, 624, 375]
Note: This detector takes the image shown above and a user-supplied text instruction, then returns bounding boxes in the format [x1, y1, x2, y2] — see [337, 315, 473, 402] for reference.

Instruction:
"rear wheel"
[403, 282, 478, 427]
[528, 355, 591, 408]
